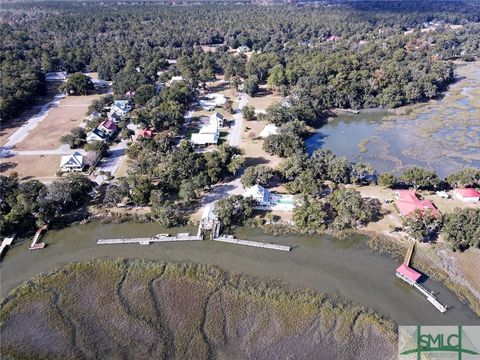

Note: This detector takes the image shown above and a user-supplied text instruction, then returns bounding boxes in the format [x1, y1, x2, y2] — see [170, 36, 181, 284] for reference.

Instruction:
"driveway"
[226, 93, 246, 147]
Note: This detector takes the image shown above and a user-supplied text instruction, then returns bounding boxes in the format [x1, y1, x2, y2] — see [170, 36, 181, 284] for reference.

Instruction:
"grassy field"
[1, 260, 397, 360]
[0, 154, 60, 180]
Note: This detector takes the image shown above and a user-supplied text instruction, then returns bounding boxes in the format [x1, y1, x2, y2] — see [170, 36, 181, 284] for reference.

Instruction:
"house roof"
[395, 190, 438, 217]
[100, 119, 117, 131]
[191, 133, 218, 145]
[396, 264, 422, 283]
[454, 188, 480, 198]
[45, 71, 67, 81]
[211, 112, 224, 120]
[60, 152, 84, 168]
[138, 128, 157, 138]
[244, 185, 270, 203]
[88, 128, 107, 140]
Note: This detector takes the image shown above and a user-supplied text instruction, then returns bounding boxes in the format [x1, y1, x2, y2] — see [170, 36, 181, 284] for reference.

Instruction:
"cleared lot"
[14, 94, 102, 151]
[0, 155, 61, 180]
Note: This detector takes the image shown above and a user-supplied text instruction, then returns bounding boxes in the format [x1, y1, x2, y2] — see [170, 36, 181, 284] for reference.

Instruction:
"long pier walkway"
[97, 233, 202, 245]
[213, 235, 291, 251]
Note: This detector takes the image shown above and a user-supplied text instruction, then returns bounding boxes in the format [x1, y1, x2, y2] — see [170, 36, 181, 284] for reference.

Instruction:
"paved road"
[93, 124, 137, 184]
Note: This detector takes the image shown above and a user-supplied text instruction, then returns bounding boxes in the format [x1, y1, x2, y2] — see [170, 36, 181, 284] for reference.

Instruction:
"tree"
[60, 73, 94, 95]
[403, 209, 441, 242]
[442, 208, 480, 251]
[230, 76, 242, 94]
[378, 173, 397, 188]
[215, 195, 256, 229]
[263, 133, 304, 157]
[84, 140, 109, 155]
[400, 167, 440, 189]
[223, 99, 234, 114]
[328, 188, 382, 230]
[241, 165, 275, 187]
[60, 127, 87, 149]
[267, 64, 286, 90]
[293, 197, 330, 232]
[244, 75, 259, 96]
[446, 168, 480, 188]
[134, 84, 155, 106]
[242, 105, 256, 121]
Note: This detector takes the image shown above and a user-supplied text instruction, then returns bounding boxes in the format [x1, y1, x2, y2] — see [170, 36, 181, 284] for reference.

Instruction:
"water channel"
[1, 221, 478, 326]
[306, 62, 480, 178]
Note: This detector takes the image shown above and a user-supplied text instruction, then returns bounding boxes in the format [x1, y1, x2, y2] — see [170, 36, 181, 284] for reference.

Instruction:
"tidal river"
[1, 221, 478, 326]
[306, 61, 480, 178]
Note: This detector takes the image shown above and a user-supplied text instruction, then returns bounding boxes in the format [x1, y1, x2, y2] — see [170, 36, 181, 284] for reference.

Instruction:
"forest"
[1, 1, 480, 120]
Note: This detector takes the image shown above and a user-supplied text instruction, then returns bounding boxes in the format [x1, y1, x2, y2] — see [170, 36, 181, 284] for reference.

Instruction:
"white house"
[190, 113, 223, 146]
[110, 100, 132, 116]
[244, 184, 296, 211]
[86, 128, 107, 143]
[60, 152, 84, 172]
[237, 45, 251, 54]
[199, 94, 227, 110]
[108, 110, 122, 123]
[244, 185, 271, 207]
[87, 112, 102, 122]
[45, 71, 67, 81]
[210, 112, 224, 128]
[453, 188, 480, 203]
[191, 132, 219, 146]
[167, 76, 184, 86]
[259, 124, 279, 138]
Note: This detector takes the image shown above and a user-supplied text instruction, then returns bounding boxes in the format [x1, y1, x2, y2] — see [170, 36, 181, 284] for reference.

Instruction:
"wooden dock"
[213, 235, 291, 252]
[97, 233, 202, 246]
[395, 272, 448, 313]
[404, 240, 415, 266]
[29, 226, 48, 250]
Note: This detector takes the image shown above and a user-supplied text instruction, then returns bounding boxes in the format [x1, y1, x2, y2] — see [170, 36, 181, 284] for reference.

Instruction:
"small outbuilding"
[453, 188, 480, 203]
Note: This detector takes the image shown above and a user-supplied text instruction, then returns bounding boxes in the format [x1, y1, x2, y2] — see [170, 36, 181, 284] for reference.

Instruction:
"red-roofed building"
[453, 188, 480, 203]
[395, 190, 439, 217]
[396, 263, 422, 284]
[98, 119, 117, 135]
[138, 128, 158, 139]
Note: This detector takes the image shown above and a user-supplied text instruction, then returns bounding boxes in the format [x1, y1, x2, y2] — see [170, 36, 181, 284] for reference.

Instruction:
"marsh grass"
[1, 260, 397, 360]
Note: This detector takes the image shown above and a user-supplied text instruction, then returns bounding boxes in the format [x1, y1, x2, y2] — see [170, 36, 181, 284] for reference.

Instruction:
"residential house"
[167, 76, 184, 86]
[210, 112, 224, 128]
[244, 185, 271, 207]
[86, 128, 107, 143]
[237, 45, 251, 53]
[60, 152, 84, 172]
[244, 185, 295, 211]
[98, 119, 117, 136]
[108, 110, 122, 124]
[110, 100, 132, 116]
[259, 124, 279, 138]
[45, 71, 67, 81]
[395, 190, 439, 217]
[190, 113, 223, 146]
[453, 188, 480, 203]
[87, 112, 102, 122]
[138, 128, 158, 139]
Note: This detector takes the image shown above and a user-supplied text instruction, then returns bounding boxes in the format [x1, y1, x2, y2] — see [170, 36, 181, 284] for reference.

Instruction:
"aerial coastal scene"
[0, 0, 479, 359]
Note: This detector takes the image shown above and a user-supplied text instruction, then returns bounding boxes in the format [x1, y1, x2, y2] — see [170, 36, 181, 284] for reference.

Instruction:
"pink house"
[98, 119, 117, 135]
[395, 190, 439, 217]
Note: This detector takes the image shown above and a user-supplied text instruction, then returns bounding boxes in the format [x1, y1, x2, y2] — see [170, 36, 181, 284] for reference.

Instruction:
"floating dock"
[213, 235, 291, 251]
[97, 233, 202, 245]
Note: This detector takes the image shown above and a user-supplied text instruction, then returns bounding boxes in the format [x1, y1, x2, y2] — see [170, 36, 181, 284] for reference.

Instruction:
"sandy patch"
[0, 155, 61, 180]
[246, 87, 282, 111]
[240, 120, 282, 168]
